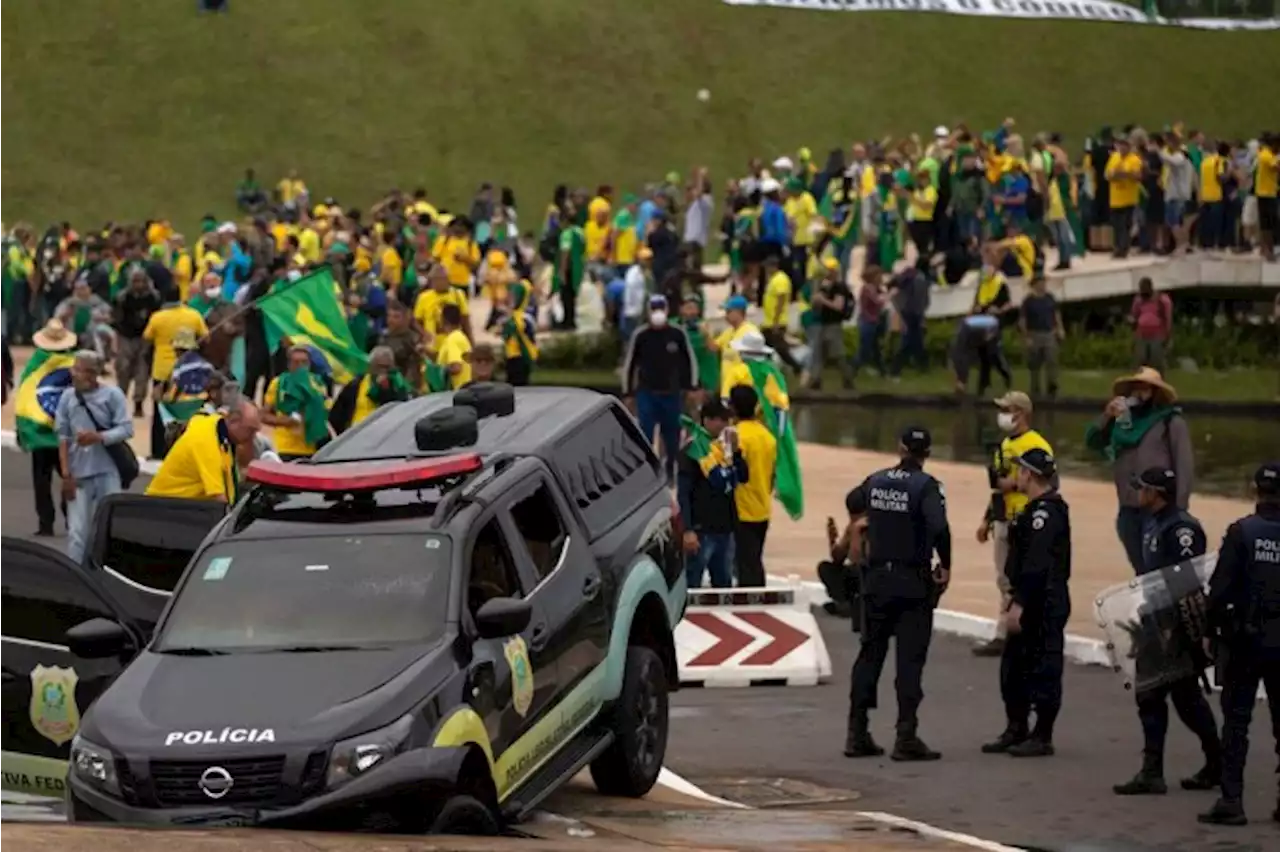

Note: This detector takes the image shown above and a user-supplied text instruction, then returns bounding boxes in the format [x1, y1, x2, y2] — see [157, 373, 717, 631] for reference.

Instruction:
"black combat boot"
[843, 710, 884, 758]
[1180, 760, 1221, 791]
[1197, 797, 1247, 826]
[981, 727, 1028, 754]
[891, 723, 941, 762]
[1113, 753, 1167, 795]
[1006, 737, 1055, 758]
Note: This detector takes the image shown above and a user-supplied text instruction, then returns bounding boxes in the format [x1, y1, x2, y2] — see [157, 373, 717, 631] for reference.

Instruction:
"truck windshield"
[152, 534, 451, 653]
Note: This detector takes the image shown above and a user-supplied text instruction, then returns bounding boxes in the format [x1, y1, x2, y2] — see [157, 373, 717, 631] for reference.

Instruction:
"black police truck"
[0, 384, 687, 833]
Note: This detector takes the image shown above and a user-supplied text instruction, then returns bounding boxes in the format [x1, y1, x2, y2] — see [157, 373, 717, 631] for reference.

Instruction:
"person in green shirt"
[553, 202, 586, 331]
[236, 168, 267, 213]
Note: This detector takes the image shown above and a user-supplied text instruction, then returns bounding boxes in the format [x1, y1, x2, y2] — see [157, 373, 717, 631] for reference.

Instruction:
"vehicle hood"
[85, 644, 450, 753]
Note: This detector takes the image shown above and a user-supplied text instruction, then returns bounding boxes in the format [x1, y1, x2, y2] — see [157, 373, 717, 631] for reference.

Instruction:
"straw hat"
[33, 319, 78, 352]
[730, 330, 775, 359]
[1112, 366, 1178, 406]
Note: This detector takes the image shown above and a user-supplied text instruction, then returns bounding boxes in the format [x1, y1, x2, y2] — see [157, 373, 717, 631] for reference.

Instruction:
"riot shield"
[1094, 553, 1216, 694]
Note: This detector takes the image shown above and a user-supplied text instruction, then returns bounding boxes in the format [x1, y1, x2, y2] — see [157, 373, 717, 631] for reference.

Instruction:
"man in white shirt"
[622, 247, 653, 340]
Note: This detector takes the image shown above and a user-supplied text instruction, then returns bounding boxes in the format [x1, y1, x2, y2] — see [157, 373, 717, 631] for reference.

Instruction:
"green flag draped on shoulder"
[14, 350, 75, 450]
[258, 267, 367, 384]
[744, 359, 804, 521]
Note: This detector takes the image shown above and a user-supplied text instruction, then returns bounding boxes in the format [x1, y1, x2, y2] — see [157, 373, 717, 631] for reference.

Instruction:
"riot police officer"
[1114, 467, 1223, 796]
[981, 448, 1071, 758]
[1199, 461, 1280, 826]
[843, 426, 951, 762]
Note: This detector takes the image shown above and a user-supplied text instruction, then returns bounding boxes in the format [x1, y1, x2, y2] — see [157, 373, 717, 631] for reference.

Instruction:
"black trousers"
[999, 619, 1065, 741]
[505, 358, 531, 387]
[762, 327, 802, 372]
[1218, 647, 1280, 802]
[734, 520, 769, 588]
[1136, 674, 1221, 773]
[30, 447, 67, 532]
[788, 244, 808, 301]
[150, 390, 169, 461]
[1111, 206, 1135, 256]
[851, 590, 934, 734]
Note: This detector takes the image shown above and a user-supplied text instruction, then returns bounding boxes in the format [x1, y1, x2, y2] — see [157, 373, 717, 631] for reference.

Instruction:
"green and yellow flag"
[259, 267, 367, 384]
[14, 350, 76, 450]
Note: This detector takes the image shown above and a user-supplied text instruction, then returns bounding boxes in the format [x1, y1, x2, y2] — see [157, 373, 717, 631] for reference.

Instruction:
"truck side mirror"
[474, 597, 532, 639]
[66, 618, 133, 659]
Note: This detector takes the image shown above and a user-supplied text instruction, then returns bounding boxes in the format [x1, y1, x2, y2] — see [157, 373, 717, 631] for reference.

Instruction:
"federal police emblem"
[504, 636, 534, 718]
[29, 665, 80, 746]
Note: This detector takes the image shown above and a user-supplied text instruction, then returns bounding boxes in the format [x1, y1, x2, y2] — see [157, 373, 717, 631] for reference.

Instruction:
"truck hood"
[85, 644, 444, 754]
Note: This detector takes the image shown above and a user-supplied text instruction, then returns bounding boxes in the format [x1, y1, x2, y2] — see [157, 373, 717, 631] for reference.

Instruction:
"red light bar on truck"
[245, 454, 484, 493]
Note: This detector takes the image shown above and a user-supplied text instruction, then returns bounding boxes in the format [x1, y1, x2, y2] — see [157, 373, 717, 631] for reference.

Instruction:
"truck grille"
[149, 755, 287, 806]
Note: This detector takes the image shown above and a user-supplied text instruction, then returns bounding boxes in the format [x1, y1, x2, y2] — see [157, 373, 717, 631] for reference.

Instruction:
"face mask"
[997, 412, 1018, 432]
[649, 310, 668, 326]
[205, 287, 221, 299]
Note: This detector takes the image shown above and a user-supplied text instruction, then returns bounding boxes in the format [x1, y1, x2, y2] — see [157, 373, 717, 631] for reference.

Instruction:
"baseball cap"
[995, 391, 1033, 414]
[900, 426, 932, 455]
[1015, 448, 1057, 479]
[724, 294, 749, 312]
[1132, 466, 1176, 495]
[1255, 461, 1280, 496]
[934, 125, 949, 138]
[648, 294, 668, 310]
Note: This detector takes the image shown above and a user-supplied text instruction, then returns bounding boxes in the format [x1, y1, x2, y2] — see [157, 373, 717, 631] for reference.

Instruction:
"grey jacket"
[1091, 412, 1195, 509]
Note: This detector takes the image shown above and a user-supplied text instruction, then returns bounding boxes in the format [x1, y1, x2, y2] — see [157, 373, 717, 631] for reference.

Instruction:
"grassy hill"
[3, 0, 1275, 231]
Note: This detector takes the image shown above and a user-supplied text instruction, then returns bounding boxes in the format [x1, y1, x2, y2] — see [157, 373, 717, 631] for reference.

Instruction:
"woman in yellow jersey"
[432, 219, 481, 292]
[262, 345, 331, 460]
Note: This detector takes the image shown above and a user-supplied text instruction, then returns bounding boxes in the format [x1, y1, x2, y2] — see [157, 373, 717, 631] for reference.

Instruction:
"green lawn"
[533, 367, 1280, 403]
[4, 0, 1278, 231]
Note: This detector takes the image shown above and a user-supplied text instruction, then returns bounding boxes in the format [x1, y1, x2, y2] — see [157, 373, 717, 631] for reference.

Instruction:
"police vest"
[863, 466, 932, 568]
[1141, 508, 1203, 575]
[1239, 514, 1280, 636]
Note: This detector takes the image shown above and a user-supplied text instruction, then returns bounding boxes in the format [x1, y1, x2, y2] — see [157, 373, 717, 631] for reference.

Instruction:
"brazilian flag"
[14, 350, 75, 450]
[159, 351, 215, 427]
[744, 359, 804, 521]
[259, 267, 367, 384]
[425, 362, 451, 393]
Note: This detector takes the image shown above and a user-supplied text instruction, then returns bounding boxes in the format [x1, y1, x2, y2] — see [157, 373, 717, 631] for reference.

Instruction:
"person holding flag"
[257, 266, 369, 386]
[500, 281, 538, 386]
[263, 344, 331, 460]
[679, 292, 718, 397]
[14, 318, 78, 536]
[722, 329, 804, 521]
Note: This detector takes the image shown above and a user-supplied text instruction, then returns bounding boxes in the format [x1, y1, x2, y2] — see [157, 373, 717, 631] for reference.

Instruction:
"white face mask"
[649, 310, 668, 326]
[997, 412, 1018, 432]
[204, 287, 221, 299]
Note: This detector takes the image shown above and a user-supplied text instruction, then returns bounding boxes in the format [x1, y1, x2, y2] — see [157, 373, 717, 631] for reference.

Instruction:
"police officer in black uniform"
[1199, 461, 1280, 826]
[843, 426, 951, 762]
[982, 448, 1071, 758]
[1114, 467, 1223, 796]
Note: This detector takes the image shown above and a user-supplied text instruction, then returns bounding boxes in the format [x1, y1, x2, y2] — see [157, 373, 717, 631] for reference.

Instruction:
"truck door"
[0, 537, 149, 798]
[84, 494, 227, 630]
[504, 475, 608, 693]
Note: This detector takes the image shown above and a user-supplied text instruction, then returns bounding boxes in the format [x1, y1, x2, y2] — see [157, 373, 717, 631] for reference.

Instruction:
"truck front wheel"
[590, 645, 668, 797]
[427, 793, 501, 836]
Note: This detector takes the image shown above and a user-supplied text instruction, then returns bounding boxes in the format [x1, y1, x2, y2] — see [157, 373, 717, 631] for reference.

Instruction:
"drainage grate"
[689, 776, 861, 808]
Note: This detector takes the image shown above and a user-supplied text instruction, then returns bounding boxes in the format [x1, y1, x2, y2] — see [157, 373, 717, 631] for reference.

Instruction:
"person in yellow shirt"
[721, 329, 790, 414]
[270, 218, 297, 253]
[328, 346, 411, 434]
[143, 299, 209, 384]
[707, 294, 760, 399]
[907, 169, 938, 258]
[413, 266, 470, 340]
[434, 304, 472, 390]
[998, 221, 1037, 280]
[588, 186, 613, 222]
[611, 194, 639, 272]
[169, 234, 194, 303]
[479, 250, 515, 328]
[1198, 143, 1228, 250]
[1104, 136, 1144, 258]
[783, 177, 818, 297]
[759, 255, 802, 371]
[146, 220, 173, 247]
[297, 219, 322, 265]
[728, 384, 777, 587]
[971, 391, 1054, 656]
[1255, 133, 1278, 261]
[432, 219, 481, 291]
[146, 402, 261, 503]
[584, 201, 613, 283]
[262, 345, 331, 460]
[377, 231, 403, 288]
[276, 169, 307, 205]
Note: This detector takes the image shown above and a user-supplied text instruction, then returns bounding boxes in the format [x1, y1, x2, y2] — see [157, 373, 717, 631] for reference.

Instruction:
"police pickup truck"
[0, 384, 687, 834]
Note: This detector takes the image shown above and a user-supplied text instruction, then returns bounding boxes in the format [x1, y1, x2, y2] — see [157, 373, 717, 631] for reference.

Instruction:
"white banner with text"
[722, 0, 1280, 30]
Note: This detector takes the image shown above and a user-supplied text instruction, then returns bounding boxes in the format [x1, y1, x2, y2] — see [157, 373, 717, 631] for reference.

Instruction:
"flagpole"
[200, 264, 335, 342]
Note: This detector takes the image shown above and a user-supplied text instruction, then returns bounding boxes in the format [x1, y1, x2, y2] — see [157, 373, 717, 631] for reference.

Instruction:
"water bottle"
[1116, 396, 1138, 428]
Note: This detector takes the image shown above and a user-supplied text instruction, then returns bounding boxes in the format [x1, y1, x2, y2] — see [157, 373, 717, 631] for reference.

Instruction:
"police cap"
[899, 426, 932, 456]
[1132, 466, 1176, 495]
[1015, 447, 1057, 479]
[1256, 461, 1280, 496]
